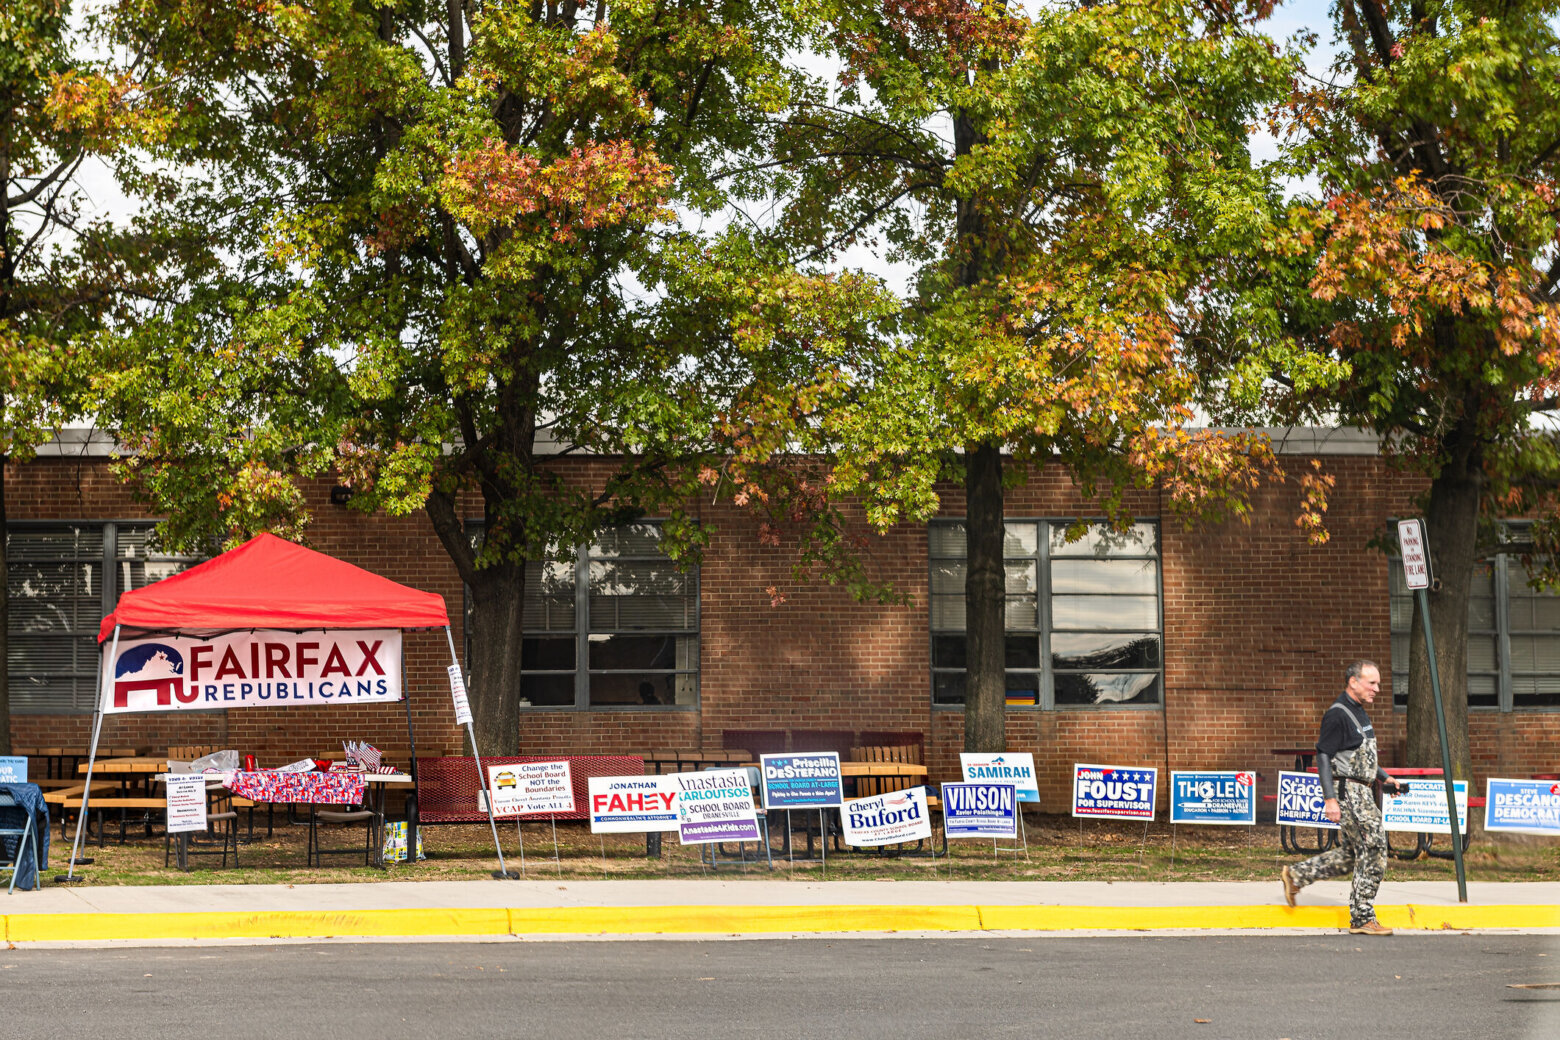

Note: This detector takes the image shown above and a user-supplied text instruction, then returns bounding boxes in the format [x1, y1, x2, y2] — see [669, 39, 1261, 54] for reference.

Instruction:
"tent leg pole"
[65, 625, 118, 880]
[444, 627, 512, 878]
[401, 653, 420, 863]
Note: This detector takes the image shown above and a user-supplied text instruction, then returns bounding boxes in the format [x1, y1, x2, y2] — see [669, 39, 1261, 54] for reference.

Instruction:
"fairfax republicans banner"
[1169, 771, 1257, 826]
[1072, 763, 1157, 821]
[1485, 778, 1560, 836]
[960, 752, 1040, 803]
[102, 630, 401, 713]
[1275, 770, 1339, 830]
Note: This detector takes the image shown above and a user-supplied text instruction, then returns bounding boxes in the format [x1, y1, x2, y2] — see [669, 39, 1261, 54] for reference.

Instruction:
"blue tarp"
[0, 782, 50, 891]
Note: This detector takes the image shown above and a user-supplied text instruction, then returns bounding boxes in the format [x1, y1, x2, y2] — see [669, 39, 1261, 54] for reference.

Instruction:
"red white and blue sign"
[960, 752, 1039, 803]
[1072, 764, 1157, 821]
[1169, 771, 1257, 826]
[1484, 778, 1560, 836]
[840, 786, 933, 847]
[941, 782, 1018, 839]
[760, 753, 844, 808]
[102, 630, 401, 714]
[587, 775, 679, 833]
[1275, 770, 1339, 830]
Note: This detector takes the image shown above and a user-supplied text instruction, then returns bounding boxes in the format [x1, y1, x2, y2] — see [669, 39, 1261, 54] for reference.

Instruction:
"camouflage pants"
[1289, 781, 1387, 928]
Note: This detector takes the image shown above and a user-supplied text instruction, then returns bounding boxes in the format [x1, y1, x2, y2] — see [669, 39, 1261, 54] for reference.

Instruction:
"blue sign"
[760, 753, 844, 808]
[1485, 778, 1560, 836]
[0, 756, 25, 783]
[1072, 763, 1157, 821]
[1383, 780, 1467, 835]
[941, 782, 1019, 839]
[1169, 770, 1257, 826]
[1275, 770, 1338, 830]
[960, 752, 1039, 803]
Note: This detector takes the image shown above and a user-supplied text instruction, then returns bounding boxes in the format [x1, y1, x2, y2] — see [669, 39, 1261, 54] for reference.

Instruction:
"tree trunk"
[462, 564, 526, 756]
[0, 445, 10, 756]
[964, 441, 1006, 753]
[1406, 426, 1480, 780]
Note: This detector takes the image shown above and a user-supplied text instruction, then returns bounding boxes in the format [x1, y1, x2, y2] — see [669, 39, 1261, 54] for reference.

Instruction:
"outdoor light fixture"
[329, 485, 353, 506]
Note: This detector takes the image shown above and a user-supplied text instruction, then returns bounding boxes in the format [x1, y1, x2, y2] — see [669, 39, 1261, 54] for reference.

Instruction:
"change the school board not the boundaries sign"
[487, 760, 575, 818]
[1072, 764, 1157, 821]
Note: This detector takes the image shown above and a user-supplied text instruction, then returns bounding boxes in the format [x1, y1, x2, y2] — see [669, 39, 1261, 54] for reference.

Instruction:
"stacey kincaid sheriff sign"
[101, 630, 401, 713]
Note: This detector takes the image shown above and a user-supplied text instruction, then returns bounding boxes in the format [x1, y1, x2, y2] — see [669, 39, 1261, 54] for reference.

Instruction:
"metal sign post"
[1397, 518, 1468, 903]
[444, 628, 515, 879]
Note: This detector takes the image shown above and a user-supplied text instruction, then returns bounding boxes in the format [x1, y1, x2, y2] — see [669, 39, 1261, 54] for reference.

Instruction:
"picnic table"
[14, 746, 148, 781]
[638, 749, 753, 774]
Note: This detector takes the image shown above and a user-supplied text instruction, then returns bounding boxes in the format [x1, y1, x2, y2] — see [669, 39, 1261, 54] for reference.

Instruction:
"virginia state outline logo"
[113, 643, 190, 708]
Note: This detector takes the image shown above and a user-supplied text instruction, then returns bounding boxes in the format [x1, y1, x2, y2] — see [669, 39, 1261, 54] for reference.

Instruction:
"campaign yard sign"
[1169, 771, 1257, 826]
[0, 757, 25, 783]
[941, 782, 1018, 840]
[960, 752, 1039, 803]
[164, 775, 209, 834]
[760, 753, 844, 808]
[840, 786, 934, 847]
[587, 774, 680, 833]
[1275, 770, 1339, 830]
[674, 769, 762, 845]
[1485, 778, 1560, 836]
[1383, 779, 1468, 835]
[488, 759, 575, 818]
[1072, 764, 1157, 821]
[102, 630, 402, 713]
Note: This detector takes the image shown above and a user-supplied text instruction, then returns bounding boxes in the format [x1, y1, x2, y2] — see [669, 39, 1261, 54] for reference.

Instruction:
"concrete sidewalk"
[5, 878, 1559, 945]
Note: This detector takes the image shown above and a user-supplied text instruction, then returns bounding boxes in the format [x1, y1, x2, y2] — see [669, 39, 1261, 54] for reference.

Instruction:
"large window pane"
[1052, 633, 1161, 671]
[1051, 559, 1158, 596]
[1051, 595, 1159, 631]
[7, 523, 197, 715]
[1055, 672, 1160, 706]
[931, 519, 1162, 710]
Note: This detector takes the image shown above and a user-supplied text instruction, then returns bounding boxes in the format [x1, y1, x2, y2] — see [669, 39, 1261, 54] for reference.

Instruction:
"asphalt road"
[6, 935, 1560, 1039]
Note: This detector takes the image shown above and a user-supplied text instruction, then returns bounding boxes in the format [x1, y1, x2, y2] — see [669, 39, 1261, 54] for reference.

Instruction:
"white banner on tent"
[100, 630, 402, 714]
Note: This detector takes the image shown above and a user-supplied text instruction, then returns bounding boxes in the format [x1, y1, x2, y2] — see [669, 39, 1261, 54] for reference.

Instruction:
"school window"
[6, 522, 199, 714]
[930, 520, 1162, 709]
[1390, 534, 1560, 711]
[466, 521, 699, 710]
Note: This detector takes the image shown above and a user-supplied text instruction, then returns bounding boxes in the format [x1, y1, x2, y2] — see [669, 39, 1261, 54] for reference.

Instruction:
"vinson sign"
[101, 630, 402, 713]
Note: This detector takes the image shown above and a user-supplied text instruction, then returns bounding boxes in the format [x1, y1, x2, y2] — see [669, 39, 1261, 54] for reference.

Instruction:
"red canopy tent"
[67, 533, 511, 879]
[99, 532, 449, 638]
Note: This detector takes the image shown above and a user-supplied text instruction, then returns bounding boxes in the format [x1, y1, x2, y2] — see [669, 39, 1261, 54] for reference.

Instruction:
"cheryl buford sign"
[1072, 764, 1157, 821]
[102, 630, 401, 713]
[761, 752, 843, 808]
[960, 752, 1039, 803]
[1169, 771, 1257, 826]
[675, 769, 762, 844]
[488, 760, 575, 818]
[587, 775, 679, 833]
[1485, 778, 1560, 836]
[1383, 779, 1467, 835]
[840, 786, 933, 847]
[1274, 770, 1338, 830]
[941, 782, 1018, 840]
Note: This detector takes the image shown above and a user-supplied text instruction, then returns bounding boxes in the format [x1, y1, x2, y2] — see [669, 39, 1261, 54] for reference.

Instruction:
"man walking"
[1281, 660, 1405, 935]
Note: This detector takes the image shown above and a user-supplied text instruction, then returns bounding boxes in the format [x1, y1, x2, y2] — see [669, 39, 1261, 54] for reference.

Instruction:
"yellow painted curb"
[4, 903, 1556, 942]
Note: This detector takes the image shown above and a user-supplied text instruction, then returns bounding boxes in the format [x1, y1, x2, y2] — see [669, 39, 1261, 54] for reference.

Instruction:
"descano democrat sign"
[101, 630, 401, 713]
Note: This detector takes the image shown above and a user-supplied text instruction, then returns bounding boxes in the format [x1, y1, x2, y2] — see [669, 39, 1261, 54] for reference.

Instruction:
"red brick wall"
[8, 451, 1559, 809]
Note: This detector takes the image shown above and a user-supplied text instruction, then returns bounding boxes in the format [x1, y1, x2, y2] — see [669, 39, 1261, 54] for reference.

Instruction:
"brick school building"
[7, 429, 1557, 808]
